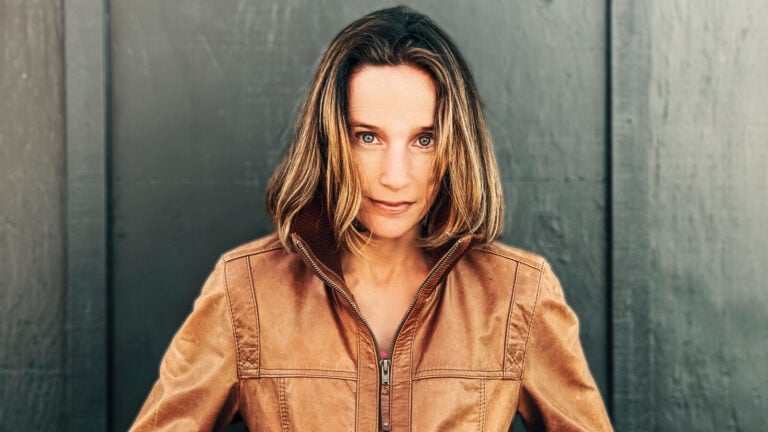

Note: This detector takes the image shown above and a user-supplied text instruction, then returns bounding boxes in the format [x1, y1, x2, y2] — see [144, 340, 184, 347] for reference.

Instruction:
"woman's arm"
[517, 262, 613, 431]
[130, 259, 240, 432]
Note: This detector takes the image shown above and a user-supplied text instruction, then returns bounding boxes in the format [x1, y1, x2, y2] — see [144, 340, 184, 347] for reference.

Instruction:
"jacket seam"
[520, 265, 546, 383]
[278, 377, 289, 432]
[503, 262, 520, 376]
[223, 242, 284, 263]
[245, 256, 260, 373]
[259, 367, 356, 373]
[514, 263, 545, 411]
[257, 372, 356, 380]
[479, 378, 486, 432]
[474, 247, 544, 270]
[223, 259, 244, 383]
[412, 372, 512, 381]
[414, 367, 506, 373]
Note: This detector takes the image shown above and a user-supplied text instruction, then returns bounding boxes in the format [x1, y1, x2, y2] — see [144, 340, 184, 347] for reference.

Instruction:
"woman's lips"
[369, 198, 413, 214]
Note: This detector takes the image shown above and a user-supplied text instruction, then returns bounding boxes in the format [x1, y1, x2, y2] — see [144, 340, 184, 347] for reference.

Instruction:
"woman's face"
[347, 64, 438, 244]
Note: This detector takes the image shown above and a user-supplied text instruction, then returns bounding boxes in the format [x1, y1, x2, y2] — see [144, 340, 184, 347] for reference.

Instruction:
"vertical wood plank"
[0, 0, 66, 429]
[612, 1, 768, 429]
[645, 1, 768, 429]
[610, 1, 655, 430]
[64, 0, 108, 430]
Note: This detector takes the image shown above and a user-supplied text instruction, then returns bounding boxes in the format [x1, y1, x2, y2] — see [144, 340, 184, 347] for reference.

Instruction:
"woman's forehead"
[347, 64, 436, 129]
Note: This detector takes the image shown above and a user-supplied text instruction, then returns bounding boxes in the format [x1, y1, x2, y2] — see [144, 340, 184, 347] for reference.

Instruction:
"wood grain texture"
[610, 1, 655, 429]
[0, 0, 66, 429]
[63, 0, 108, 430]
[647, 1, 768, 429]
[612, 0, 768, 430]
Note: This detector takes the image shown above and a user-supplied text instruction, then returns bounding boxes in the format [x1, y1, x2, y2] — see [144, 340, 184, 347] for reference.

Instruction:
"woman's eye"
[358, 132, 376, 144]
[417, 135, 433, 147]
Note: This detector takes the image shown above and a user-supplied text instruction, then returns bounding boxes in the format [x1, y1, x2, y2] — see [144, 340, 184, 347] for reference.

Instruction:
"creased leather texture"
[130, 230, 612, 431]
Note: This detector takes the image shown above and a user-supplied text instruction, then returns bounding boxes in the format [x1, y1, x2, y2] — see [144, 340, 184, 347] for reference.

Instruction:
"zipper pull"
[379, 359, 392, 430]
[380, 359, 391, 385]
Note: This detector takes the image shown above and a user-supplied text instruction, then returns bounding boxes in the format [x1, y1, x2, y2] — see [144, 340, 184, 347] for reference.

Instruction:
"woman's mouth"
[369, 198, 413, 214]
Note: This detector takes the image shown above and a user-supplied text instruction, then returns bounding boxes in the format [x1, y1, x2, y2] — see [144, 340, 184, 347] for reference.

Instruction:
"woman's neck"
[341, 237, 433, 289]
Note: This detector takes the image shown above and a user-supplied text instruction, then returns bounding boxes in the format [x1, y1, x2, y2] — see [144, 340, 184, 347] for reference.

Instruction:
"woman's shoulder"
[464, 241, 567, 315]
[220, 232, 285, 263]
[469, 240, 548, 272]
[465, 240, 567, 297]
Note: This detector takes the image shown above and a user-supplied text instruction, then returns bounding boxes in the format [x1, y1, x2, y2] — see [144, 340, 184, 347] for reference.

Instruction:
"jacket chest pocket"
[411, 376, 522, 432]
[238, 376, 357, 431]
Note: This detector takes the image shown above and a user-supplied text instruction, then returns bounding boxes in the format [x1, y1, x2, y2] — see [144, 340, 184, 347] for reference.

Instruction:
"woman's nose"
[379, 145, 410, 190]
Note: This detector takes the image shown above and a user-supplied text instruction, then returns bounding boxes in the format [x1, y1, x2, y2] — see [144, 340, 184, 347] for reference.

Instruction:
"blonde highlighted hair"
[266, 5, 503, 253]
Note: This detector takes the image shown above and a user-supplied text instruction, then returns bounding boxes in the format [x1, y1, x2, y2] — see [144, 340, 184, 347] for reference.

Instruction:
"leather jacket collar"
[289, 196, 476, 298]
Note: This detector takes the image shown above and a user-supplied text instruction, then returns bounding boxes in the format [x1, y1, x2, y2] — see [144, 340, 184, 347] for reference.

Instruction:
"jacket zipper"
[295, 237, 464, 431]
[383, 239, 464, 357]
[293, 239, 382, 351]
[379, 358, 392, 430]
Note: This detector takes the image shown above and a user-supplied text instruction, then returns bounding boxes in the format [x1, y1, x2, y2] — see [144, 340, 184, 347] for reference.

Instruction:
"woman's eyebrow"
[350, 122, 380, 130]
[350, 122, 435, 131]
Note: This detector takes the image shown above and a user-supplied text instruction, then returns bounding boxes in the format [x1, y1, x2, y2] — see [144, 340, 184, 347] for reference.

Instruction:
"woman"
[131, 6, 612, 431]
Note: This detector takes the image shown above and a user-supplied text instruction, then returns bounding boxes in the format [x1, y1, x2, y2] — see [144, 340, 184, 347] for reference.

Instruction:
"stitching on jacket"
[245, 256, 260, 371]
[223, 241, 283, 262]
[503, 263, 521, 376]
[258, 372, 356, 380]
[509, 349, 525, 373]
[413, 372, 514, 381]
[278, 377, 289, 432]
[474, 247, 544, 270]
[520, 264, 546, 381]
[223, 260, 244, 379]
[260, 367, 356, 373]
[479, 379, 486, 432]
[414, 367, 505, 373]
[242, 348, 259, 368]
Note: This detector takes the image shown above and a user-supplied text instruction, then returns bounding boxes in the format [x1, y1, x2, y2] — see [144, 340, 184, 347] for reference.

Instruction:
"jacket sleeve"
[130, 258, 240, 432]
[517, 262, 613, 431]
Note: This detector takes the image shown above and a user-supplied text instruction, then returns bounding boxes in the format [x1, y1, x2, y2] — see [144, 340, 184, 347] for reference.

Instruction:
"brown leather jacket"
[131, 213, 612, 431]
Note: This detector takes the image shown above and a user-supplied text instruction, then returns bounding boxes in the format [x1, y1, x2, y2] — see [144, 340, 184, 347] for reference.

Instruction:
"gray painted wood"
[109, 1, 610, 430]
[610, 1, 654, 429]
[64, 0, 109, 430]
[0, 0, 66, 429]
[612, 1, 768, 430]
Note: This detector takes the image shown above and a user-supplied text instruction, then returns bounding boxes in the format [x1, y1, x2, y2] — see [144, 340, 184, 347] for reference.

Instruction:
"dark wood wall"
[0, 0, 66, 429]
[1, 1, 765, 431]
[611, 1, 768, 429]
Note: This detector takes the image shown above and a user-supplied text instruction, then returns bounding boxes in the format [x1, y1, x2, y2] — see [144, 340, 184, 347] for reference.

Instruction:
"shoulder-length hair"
[266, 5, 503, 253]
